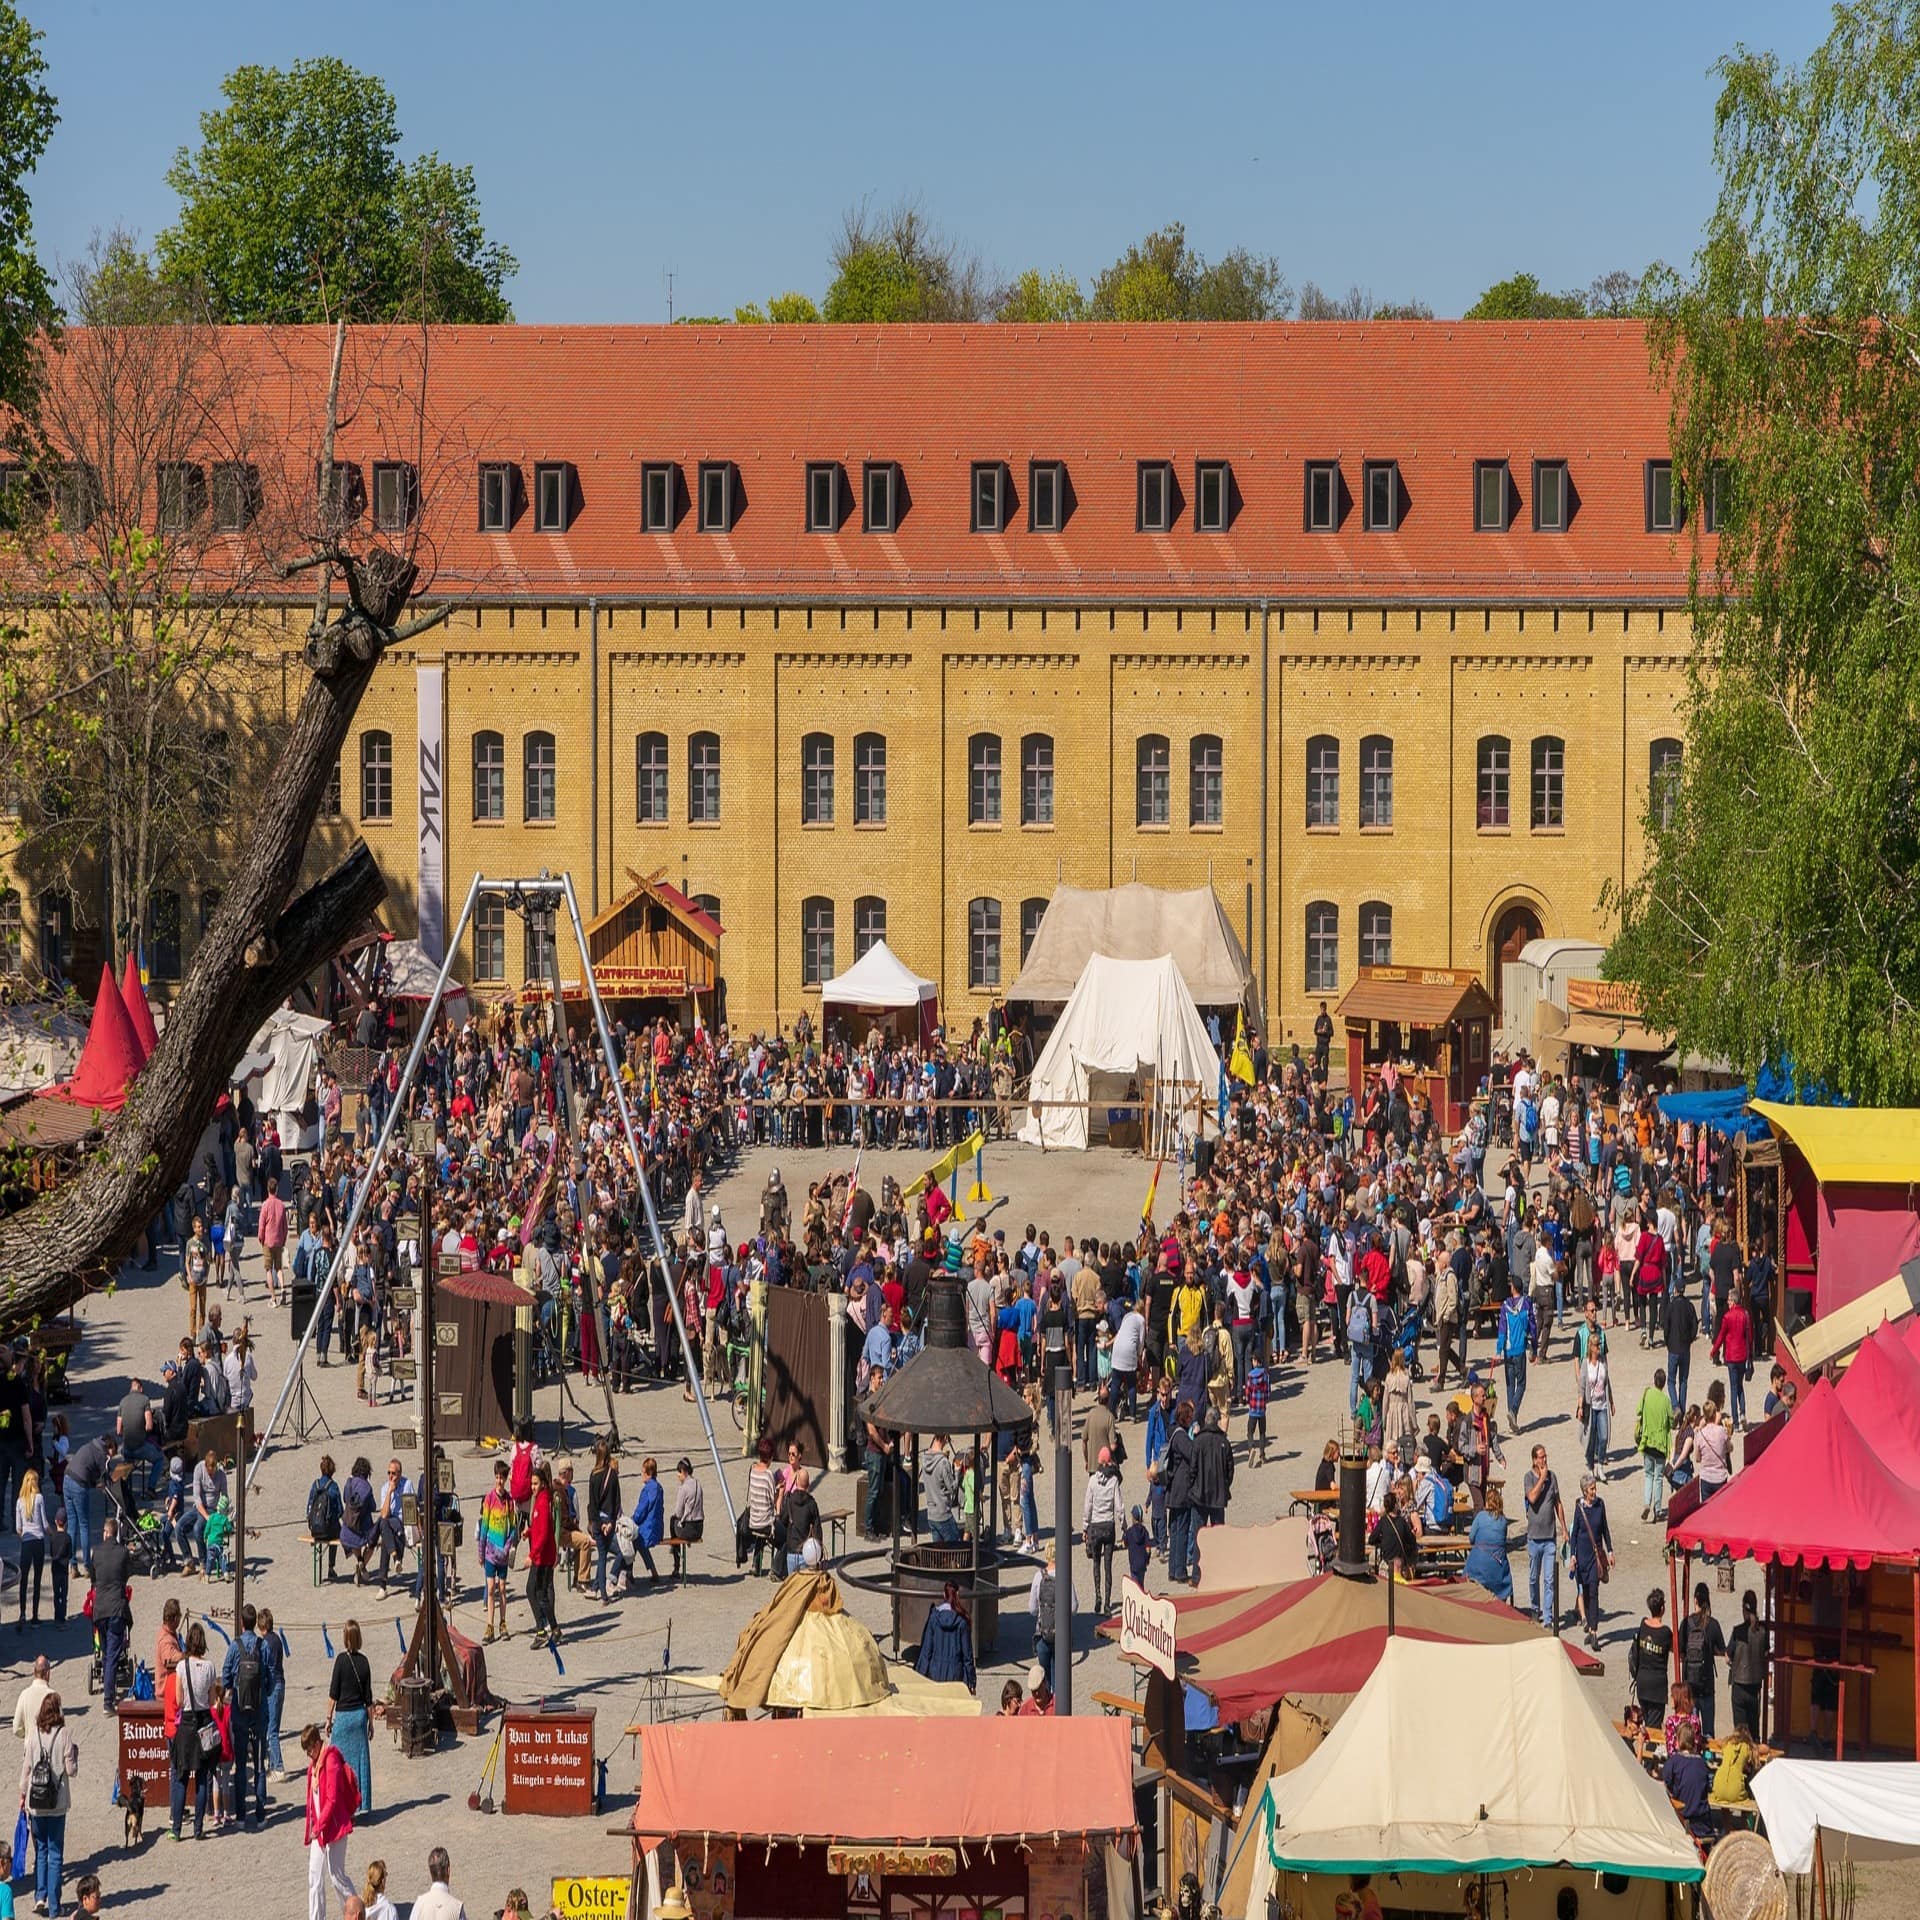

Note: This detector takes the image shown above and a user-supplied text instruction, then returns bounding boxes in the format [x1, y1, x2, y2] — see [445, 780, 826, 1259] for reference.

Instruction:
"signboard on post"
[550, 1881, 629, 1920]
[503, 1707, 596, 1815]
[117, 1704, 170, 1798]
[1119, 1576, 1178, 1679]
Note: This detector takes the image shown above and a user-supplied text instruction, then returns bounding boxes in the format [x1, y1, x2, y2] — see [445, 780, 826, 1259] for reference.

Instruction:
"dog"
[122, 1771, 145, 1848]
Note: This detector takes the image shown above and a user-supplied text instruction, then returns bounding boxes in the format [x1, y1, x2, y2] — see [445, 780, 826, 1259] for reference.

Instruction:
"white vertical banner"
[416, 665, 446, 964]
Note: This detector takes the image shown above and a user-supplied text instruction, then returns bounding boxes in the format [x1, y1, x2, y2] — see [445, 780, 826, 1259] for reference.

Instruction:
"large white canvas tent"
[1749, 1758, 1920, 1875]
[1017, 952, 1221, 1151]
[234, 1006, 332, 1147]
[1242, 1639, 1701, 1920]
[1009, 884, 1254, 1009]
[819, 940, 939, 1045]
[0, 1002, 87, 1100]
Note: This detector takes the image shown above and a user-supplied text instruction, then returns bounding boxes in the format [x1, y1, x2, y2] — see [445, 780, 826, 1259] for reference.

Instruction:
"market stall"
[1240, 1639, 1702, 1920]
[630, 1717, 1138, 1920]
[820, 939, 940, 1049]
[1334, 966, 1493, 1133]
[1554, 976, 1675, 1092]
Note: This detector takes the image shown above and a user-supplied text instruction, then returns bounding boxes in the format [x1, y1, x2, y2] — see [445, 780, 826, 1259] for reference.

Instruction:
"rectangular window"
[156, 462, 203, 531]
[641, 463, 675, 533]
[0, 893, 18, 975]
[969, 735, 1002, 825]
[211, 462, 258, 532]
[1136, 737, 1171, 827]
[1477, 739, 1510, 829]
[1029, 461, 1062, 532]
[526, 913, 557, 982]
[806, 463, 840, 533]
[361, 733, 393, 822]
[534, 463, 571, 533]
[1645, 460, 1679, 533]
[1703, 461, 1730, 534]
[698, 462, 733, 533]
[1305, 462, 1339, 532]
[1359, 902, 1393, 969]
[1533, 459, 1569, 532]
[473, 897, 507, 984]
[801, 735, 835, 825]
[1137, 462, 1172, 533]
[1363, 461, 1400, 532]
[317, 460, 360, 524]
[1020, 897, 1047, 967]
[1474, 461, 1507, 532]
[689, 734, 721, 822]
[854, 735, 886, 825]
[863, 462, 896, 533]
[1305, 903, 1339, 995]
[146, 892, 182, 983]
[801, 900, 834, 987]
[1021, 735, 1053, 826]
[1360, 737, 1394, 828]
[1195, 461, 1229, 533]
[478, 462, 513, 532]
[372, 461, 417, 533]
[1306, 738, 1340, 829]
[971, 462, 1004, 533]
[637, 734, 669, 823]
[1531, 737, 1565, 830]
[968, 898, 1002, 990]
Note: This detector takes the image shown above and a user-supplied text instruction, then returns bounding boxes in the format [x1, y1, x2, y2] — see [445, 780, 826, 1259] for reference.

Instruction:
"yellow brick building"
[14, 322, 1700, 1045]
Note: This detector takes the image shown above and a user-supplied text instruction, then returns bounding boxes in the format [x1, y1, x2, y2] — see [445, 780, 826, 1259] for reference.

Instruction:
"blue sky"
[29, 0, 1832, 322]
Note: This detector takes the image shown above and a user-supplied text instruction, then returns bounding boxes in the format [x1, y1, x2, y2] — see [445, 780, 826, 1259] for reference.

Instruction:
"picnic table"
[1287, 1488, 1339, 1517]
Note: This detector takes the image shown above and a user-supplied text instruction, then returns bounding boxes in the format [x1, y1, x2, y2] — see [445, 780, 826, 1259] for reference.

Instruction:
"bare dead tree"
[0, 310, 463, 1327]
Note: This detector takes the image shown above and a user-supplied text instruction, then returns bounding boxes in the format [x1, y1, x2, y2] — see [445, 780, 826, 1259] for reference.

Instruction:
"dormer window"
[1029, 461, 1064, 533]
[1473, 460, 1509, 532]
[863, 462, 897, 533]
[805, 462, 842, 533]
[478, 462, 515, 532]
[971, 462, 1006, 533]
[698, 462, 734, 533]
[1304, 461, 1340, 532]
[1195, 460, 1230, 533]
[533, 462, 573, 534]
[1363, 460, 1401, 532]
[640, 462, 676, 533]
[1137, 461, 1173, 533]
[372, 461, 417, 533]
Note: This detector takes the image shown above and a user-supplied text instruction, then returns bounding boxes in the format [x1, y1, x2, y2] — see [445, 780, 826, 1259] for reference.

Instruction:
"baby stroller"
[104, 1464, 162, 1577]
[85, 1590, 134, 1697]
[1389, 1302, 1426, 1383]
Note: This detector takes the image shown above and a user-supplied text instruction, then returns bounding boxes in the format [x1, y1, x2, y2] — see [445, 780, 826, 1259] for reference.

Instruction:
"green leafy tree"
[821, 199, 991, 323]
[1604, 0, 1920, 1101]
[1089, 223, 1290, 321]
[734, 291, 820, 324]
[1463, 271, 1587, 319]
[0, 3, 57, 414]
[996, 268, 1087, 323]
[156, 57, 516, 322]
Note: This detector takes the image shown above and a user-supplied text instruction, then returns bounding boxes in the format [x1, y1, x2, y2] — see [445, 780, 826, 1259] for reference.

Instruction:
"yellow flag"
[1142, 1156, 1163, 1227]
[1229, 1008, 1255, 1085]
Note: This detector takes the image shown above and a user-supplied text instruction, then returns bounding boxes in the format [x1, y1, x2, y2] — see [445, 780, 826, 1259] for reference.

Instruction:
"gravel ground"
[0, 1136, 1883, 1917]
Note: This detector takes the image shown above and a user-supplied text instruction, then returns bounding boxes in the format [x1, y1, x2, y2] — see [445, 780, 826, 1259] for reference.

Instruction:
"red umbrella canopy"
[119, 950, 159, 1062]
[39, 964, 144, 1112]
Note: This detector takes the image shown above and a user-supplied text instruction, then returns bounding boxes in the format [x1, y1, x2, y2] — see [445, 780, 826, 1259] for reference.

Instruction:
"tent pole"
[1814, 1825, 1830, 1920]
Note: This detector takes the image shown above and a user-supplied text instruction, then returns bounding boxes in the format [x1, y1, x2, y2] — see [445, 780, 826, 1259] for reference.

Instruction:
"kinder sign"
[1119, 1576, 1177, 1679]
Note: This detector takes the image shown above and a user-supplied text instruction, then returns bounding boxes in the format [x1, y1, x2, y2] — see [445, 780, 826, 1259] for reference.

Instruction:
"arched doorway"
[1488, 902, 1543, 1024]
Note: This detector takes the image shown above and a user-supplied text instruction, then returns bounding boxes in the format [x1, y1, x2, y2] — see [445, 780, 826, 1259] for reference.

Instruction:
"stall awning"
[634, 1717, 1135, 1845]
[1751, 1100, 1920, 1185]
[1559, 1012, 1671, 1053]
[1336, 968, 1494, 1028]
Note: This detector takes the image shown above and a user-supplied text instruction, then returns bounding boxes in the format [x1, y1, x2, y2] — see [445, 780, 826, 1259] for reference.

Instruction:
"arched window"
[1476, 735, 1510, 829]
[968, 732, 1002, 825]
[526, 909, 556, 981]
[801, 732, 835, 825]
[1359, 734, 1394, 828]
[0, 890, 18, 975]
[1306, 735, 1339, 828]
[1305, 902, 1339, 994]
[1189, 733, 1223, 827]
[472, 729, 504, 821]
[472, 894, 507, 983]
[691, 892, 721, 924]
[1020, 733, 1054, 825]
[688, 732, 721, 822]
[203, 729, 231, 820]
[854, 895, 887, 957]
[146, 890, 182, 982]
[1359, 900, 1393, 968]
[1136, 733, 1170, 827]
[636, 731, 668, 824]
[1650, 736, 1682, 830]
[1530, 735, 1564, 830]
[969, 897, 1002, 989]
[854, 732, 887, 825]
[360, 729, 393, 821]
[523, 729, 557, 822]
[801, 896, 835, 986]
[1020, 897, 1048, 968]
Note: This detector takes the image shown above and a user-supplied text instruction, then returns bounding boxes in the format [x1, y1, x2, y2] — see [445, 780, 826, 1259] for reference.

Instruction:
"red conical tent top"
[39, 964, 144, 1112]
[119, 950, 158, 1064]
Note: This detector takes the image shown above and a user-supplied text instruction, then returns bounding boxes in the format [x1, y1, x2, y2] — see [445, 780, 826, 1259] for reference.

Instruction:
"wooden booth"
[1554, 977, 1674, 1092]
[581, 872, 722, 1027]
[1335, 965, 1494, 1133]
[430, 1265, 530, 1444]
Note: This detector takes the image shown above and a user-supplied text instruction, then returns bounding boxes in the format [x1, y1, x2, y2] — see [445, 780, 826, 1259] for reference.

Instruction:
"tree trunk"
[0, 628, 393, 1329]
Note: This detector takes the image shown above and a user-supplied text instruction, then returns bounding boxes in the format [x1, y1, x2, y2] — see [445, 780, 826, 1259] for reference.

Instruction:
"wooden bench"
[1287, 1489, 1338, 1517]
[1091, 1689, 1145, 1720]
[818, 1506, 852, 1559]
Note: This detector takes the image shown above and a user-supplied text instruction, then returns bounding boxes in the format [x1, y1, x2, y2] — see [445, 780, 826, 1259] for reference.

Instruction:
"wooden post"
[1814, 1826, 1830, 1920]
[231, 1415, 247, 1622]
[1912, 1566, 1919, 1762]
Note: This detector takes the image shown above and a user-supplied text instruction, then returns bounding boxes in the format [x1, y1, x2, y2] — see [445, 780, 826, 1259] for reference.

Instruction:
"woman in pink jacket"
[1712, 1285, 1755, 1429]
[303, 1721, 360, 1919]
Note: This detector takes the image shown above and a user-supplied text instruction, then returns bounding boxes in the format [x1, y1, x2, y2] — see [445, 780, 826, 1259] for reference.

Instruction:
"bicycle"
[726, 1337, 761, 1432]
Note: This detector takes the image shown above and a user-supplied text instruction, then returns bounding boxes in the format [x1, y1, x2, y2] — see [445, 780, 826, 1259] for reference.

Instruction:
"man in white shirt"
[413, 1845, 469, 1920]
[11, 1654, 49, 1739]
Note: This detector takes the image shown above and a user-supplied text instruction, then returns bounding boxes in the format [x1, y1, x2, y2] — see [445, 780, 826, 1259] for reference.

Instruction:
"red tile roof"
[56, 321, 1698, 603]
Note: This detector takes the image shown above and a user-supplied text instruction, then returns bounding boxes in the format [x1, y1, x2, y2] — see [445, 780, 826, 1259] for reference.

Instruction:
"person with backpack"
[307, 1454, 344, 1582]
[18, 1686, 77, 1914]
[221, 1601, 268, 1829]
[506, 1422, 539, 1524]
[1496, 1275, 1537, 1429]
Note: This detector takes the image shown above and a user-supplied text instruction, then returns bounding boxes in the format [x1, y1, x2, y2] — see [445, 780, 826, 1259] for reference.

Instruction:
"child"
[162, 1457, 190, 1573]
[208, 1677, 234, 1826]
[48, 1505, 72, 1623]
[1245, 1352, 1270, 1465]
[359, 1328, 381, 1406]
[476, 1460, 517, 1643]
[203, 1492, 234, 1579]
[47, 1412, 70, 1498]
[1123, 1505, 1151, 1588]
[224, 1187, 246, 1299]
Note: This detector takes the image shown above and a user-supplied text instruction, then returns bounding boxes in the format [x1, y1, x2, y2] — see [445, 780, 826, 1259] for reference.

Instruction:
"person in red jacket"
[526, 1462, 562, 1651]
[1711, 1283, 1755, 1431]
[302, 1721, 359, 1918]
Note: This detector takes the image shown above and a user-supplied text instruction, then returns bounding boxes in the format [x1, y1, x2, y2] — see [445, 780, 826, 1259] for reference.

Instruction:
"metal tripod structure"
[252, 870, 739, 1534]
